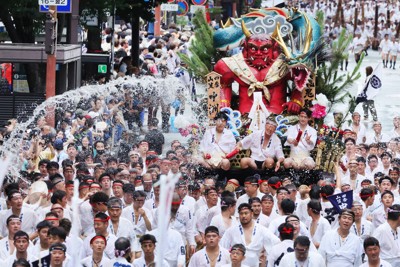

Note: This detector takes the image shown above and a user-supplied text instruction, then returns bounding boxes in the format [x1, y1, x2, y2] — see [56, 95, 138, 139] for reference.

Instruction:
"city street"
[344, 49, 399, 133]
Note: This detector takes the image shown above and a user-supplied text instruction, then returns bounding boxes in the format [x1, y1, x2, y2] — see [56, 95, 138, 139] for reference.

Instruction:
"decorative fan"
[221, 107, 242, 136]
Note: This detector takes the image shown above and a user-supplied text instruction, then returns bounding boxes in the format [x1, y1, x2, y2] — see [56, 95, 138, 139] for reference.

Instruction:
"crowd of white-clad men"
[4, 1, 400, 267]
[3, 105, 400, 267]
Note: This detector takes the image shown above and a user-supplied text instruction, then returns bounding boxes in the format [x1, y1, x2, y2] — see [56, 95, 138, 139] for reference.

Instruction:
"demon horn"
[241, 20, 252, 38]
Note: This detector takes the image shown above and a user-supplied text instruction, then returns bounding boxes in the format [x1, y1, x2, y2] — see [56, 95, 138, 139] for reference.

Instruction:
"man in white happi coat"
[188, 226, 231, 267]
[267, 222, 295, 267]
[280, 236, 326, 267]
[347, 112, 366, 144]
[79, 191, 109, 237]
[148, 226, 186, 267]
[359, 236, 393, 267]
[284, 109, 317, 170]
[0, 191, 38, 237]
[318, 209, 363, 267]
[108, 237, 134, 267]
[350, 201, 374, 245]
[221, 243, 249, 267]
[372, 204, 400, 266]
[198, 111, 236, 170]
[81, 212, 117, 260]
[365, 121, 391, 145]
[4, 230, 38, 266]
[176, 180, 196, 212]
[342, 158, 367, 195]
[220, 203, 280, 267]
[80, 235, 112, 267]
[107, 197, 138, 254]
[196, 188, 221, 237]
[379, 34, 391, 68]
[121, 190, 153, 238]
[152, 192, 196, 256]
[0, 215, 23, 260]
[250, 197, 269, 228]
[305, 200, 331, 249]
[237, 119, 284, 171]
[133, 234, 170, 267]
[235, 175, 265, 216]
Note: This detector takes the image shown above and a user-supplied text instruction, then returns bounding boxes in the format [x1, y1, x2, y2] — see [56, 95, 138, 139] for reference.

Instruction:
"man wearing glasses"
[280, 236, 326, 267]
[198, 111, 236, 170]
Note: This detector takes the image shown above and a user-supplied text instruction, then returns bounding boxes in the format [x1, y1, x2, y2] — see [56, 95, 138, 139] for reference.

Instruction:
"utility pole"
[45, 5, 57, 126]
[45, 6, 57, 99]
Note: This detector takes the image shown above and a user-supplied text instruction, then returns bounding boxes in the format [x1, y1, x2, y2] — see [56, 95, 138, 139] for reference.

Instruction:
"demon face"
[243, 35, 280, 70]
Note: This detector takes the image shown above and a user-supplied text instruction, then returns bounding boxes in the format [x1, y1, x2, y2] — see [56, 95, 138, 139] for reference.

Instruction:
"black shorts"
[255, 160, 264, 169]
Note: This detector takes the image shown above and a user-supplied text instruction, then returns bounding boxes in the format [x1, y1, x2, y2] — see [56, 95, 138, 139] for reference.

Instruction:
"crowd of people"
[2, 0, 400, 267]
[2, 103, 400, 267]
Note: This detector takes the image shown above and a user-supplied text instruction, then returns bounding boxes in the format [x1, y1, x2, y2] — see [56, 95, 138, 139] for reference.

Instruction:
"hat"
[88, 111, 99, 119]
[53, 139, 64, 150]
[144, 54, 155, 61]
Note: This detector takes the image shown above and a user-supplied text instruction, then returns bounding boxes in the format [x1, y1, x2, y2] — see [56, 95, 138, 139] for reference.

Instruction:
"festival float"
[179, 6, 364, 184]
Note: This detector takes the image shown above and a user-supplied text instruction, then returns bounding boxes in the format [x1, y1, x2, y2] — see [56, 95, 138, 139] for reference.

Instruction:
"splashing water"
[1, 75, 189, 180]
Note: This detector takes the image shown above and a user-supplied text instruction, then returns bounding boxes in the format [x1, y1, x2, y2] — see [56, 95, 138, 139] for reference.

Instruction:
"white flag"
[356, 63, 383, 104]
[261, 0, 285, 8]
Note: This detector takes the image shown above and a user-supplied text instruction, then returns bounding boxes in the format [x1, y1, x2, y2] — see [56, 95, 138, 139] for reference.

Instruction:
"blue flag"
[327, 190, 353, 214]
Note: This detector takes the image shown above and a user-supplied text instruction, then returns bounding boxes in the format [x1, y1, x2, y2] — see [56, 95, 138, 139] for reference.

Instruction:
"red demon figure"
[214, 22, 303, 115]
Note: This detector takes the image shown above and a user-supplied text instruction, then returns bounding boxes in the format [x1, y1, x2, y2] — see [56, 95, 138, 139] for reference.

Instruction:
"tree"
[179, 9, 220, 81]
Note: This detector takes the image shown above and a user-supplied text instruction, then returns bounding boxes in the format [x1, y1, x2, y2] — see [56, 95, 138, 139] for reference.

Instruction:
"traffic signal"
[45, 19, 57, 55]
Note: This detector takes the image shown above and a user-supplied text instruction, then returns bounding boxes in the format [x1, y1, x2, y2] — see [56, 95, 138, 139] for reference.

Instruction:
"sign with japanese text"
[327, 190, 353, 214]
[206, 71, 221, 120]
[38, 0, 67, 6]
[302, 72, 316, 109]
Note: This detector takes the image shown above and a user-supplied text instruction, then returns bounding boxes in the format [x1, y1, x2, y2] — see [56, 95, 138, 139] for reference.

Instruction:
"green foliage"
[116, 0, 168, 22]
[0, 0, 46, 42]
[315, 10, 325, 34]
[178, 9, 221, 80]
[315, 28, 363, 114]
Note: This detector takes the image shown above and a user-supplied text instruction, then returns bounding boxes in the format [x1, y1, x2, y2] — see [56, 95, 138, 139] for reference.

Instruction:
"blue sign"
[39, 0, 71, 13]
[327, 190, 353, 214]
